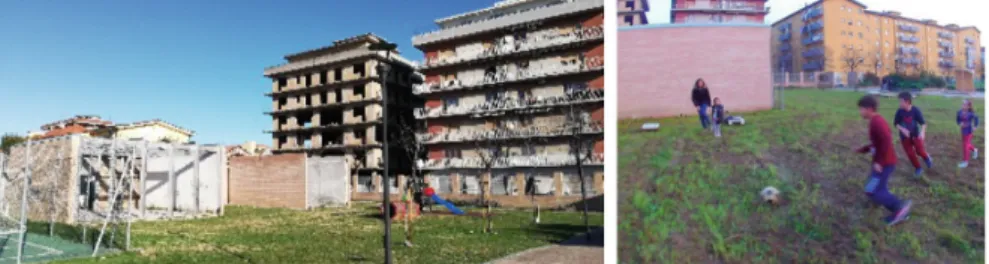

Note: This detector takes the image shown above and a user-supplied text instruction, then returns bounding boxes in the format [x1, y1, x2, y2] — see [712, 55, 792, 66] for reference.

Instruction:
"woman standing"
[691, 78, 713, 129]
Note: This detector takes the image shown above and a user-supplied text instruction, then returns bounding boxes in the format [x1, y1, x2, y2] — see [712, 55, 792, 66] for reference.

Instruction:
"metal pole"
[168, 144, 175, 218]
[379, 54, 393, 264]
[16, 137, 32, 264]
[193, 146, 200, 214]
[140, 141, 148, 217]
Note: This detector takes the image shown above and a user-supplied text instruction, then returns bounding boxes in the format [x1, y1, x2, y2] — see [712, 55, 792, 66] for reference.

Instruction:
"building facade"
[263, 33, 420, 188]
[771, 0, 982, 89]
[618, 0, 649, 26]
[411, 0, 605, 207]
[670, 0, 769, 24]
[96, 119, 195, 143]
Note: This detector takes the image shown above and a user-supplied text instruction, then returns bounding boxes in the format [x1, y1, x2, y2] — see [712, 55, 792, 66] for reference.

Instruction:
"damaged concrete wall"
[305, 155, 349, 208]
[143, 143, 225, 213]
[1, 136, 80, 224]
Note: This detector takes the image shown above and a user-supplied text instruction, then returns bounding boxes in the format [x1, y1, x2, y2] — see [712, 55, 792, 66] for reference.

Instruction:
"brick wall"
[228, 154, 307, 209]
[618, 25, 773, 119]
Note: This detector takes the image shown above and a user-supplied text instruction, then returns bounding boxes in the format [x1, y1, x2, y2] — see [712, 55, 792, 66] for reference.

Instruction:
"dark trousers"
[698, 104, 711, 129]
[864, 165, 903, 213]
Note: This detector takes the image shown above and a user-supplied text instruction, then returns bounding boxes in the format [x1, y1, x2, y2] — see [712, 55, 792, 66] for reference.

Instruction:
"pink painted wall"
[618, 25, 773, 119]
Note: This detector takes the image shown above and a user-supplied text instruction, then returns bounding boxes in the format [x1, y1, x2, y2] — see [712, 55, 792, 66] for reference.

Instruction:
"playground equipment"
[429, 194, 465, 215]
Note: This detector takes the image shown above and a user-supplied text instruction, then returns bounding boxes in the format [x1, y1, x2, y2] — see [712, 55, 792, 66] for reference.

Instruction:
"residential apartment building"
[670, 0, 769, 24]
[771, 0, 982, 88]
[411, 0, 605, 207]
[35, 115, 113, 139]
[618, 0, 649, 26]
[263, 33, 420, 187]
[33, 115, 194, 143]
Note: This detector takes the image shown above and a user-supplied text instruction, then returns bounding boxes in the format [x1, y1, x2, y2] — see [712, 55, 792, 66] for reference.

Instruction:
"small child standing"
[711, 97, 725, 137]
[957, 99, 980, 168]
[856, 95, 912, 226]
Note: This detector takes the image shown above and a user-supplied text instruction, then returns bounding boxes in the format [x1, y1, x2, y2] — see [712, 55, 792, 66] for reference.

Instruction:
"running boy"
[857, 95, 912, 226]
[711, 97, 725, 137]
[957, 99, 980, 168]
[893, 92, 933, 177]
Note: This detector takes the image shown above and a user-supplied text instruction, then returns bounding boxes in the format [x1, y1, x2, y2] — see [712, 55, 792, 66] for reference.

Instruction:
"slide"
[430, 194, 465, 215]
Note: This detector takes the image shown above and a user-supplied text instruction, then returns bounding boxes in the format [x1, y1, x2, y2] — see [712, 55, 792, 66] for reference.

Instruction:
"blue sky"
[0, 0, 493, 145]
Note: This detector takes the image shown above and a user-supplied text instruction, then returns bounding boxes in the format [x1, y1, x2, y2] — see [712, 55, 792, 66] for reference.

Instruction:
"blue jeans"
[864, 165, 903, 213]
[698, 104, 711, 129]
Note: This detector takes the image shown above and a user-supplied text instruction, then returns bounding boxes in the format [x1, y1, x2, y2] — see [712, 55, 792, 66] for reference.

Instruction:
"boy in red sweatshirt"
[857, 95, 912, 226]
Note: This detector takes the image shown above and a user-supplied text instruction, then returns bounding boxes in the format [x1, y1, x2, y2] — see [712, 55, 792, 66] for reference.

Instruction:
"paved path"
[485, 228, 604, 264]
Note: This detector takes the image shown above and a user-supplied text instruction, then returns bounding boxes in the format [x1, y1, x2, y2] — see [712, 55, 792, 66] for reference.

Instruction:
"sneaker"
[974, 149, 979, 159]
[923, 156, 934, 169]
[886, 200, 913, 226]
[959, 161, 969, 168]
[913, 168, 923, 178]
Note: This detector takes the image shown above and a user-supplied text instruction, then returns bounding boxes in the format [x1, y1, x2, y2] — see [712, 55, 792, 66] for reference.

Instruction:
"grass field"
[618, 89, 985, 263]
[49, 204, 601, 264]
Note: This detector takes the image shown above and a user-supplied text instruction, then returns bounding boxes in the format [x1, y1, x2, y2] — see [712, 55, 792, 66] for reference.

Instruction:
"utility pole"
[369, 40, 398, 264]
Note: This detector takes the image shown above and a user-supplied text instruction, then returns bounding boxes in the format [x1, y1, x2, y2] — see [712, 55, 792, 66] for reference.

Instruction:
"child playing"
[711, 97, 726, 137]
[893, 92, 933, 177]
[957, 99, 980, 168]
[856, 95, 912, 226]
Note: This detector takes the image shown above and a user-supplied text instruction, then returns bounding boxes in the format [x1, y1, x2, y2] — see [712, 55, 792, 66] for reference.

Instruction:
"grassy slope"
[52, 204, 601, 264]
[618, 89, 984, 263]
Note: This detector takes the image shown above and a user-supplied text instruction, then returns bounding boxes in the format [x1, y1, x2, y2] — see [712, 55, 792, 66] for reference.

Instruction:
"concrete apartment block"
[670, 0, 769, 24]
[618, 24, 773, 119]
[617, 0, 649, 26]
[264, 33, 421, 184]
[771, 0, 982, 90]
[408, 0, 605, 209]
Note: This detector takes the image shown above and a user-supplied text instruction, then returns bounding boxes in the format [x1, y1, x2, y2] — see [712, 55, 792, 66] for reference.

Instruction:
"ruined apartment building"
[410, 0, 605, 207]
[263, 33, 419, 183]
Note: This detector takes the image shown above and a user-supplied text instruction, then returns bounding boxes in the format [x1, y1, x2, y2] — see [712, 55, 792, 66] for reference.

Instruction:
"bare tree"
[390, 114, 426, 247]
[841, 47, 867, 90]
[519, 134, 548, 224]
[560, 90, 603, 241]
[471, 126, 512, 234]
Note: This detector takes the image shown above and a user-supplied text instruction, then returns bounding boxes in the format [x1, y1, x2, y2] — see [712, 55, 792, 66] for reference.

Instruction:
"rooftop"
[282, 33, 395, 61]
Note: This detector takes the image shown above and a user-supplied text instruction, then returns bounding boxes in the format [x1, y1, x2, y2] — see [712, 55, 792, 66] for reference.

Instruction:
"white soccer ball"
[760, 186, 780, 205]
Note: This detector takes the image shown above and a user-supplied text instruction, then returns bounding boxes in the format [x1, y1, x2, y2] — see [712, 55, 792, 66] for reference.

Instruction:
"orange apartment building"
[410, 0, 605, 207]
[618, 0, 649, 26]
[771, 0, 982, 90]
[670, 0, 769, 24]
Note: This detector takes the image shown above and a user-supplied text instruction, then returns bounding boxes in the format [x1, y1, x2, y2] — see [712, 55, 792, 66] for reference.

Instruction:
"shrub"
[861, 72, 880, 86]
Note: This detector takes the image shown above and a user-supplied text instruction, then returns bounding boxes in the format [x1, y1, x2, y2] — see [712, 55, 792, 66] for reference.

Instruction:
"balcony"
[938, 31, 954, 39]
[421, 25, 602, 70]
[266, 94, 381, 115]
[801, 33, 822, 45]
[802, 47, 824, 58]
[415, 89, 603, 119]
[898, 35, 919, 43]
[801, 21, 823, 35]
[898, 24, 918, 32]
[802, 60, 823, 71]
[966, 37, 976, 44]
[898, 46, 919, 54]
[412, 0, 603, 46]
[938, 41, 952, 48]
[266, 118, 380, 134]
[898, 57, 921, 65]
[777, 23, 791, 33]
[779, 42, 791, 52]
[801, 7, 823, 21]
[939, 59, 955, 68]
[413, 55, 604, 95]
[671, 2, 769, 13]
[940, 51, 955, 58]
[779, 31, 791, 42]
[420, 153, 605, 170]
[416, 121, 604, 144]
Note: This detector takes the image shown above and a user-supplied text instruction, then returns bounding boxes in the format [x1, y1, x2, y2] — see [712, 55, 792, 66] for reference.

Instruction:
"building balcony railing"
[801, 7, 823, 21]
[413, 55, 604, 95]
[938, 41, 952, 48]
[779, 42, 791, 52]
[938, 31, 955, 39]
[967, 60, 976, 70]
[801, 34, 822, 45]
[802, 60, 823, 71]
[940, 51, 955, 58]
[966, 37, 976, 44]
[671, 2, 769, 13]
[266, 119, 380, 134]
[898, 24, 919, 32]
[415, 89, 603, 119]
[416, 121, 603, 144]
[898, 35, 919, 43]
[777, 23, 791, 33]
[801, 21, 823, 35]
[898, 57, 921, 65]
[420, 153, 605, 170]
[778, 31, 791, 42]
[420, 25, 603, 69]
[266, 94, 381, 115]
[411, 0, 603, 46]
[802, 47, 824, 58]
[939, 60, 955, 68]
[898, 46, 919, 54]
